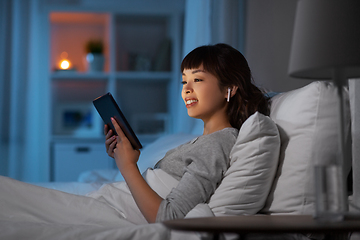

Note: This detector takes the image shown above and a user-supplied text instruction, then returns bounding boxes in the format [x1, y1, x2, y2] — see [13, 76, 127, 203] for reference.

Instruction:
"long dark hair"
[181, 43, 269, 129]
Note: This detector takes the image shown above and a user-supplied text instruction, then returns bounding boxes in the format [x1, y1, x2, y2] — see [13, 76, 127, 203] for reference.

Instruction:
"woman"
[0, 44, 268, 230]
[103, 43, 269, 223]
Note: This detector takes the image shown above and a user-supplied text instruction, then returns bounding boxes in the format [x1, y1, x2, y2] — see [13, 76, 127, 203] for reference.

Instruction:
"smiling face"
[181, 65, 229, 126]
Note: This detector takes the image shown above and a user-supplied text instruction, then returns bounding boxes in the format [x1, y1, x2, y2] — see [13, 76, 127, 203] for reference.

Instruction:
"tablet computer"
[93, 92, 142, 150]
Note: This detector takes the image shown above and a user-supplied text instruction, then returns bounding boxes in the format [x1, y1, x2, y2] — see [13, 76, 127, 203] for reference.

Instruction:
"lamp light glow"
[60, 60, 70, 70]
[59, 51, 71, 70]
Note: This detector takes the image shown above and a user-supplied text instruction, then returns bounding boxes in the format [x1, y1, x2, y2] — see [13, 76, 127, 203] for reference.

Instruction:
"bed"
[0, 81, 359, 240]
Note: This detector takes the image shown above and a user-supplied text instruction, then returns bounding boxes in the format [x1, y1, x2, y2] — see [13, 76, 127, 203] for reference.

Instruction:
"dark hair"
[181, 43, 269, 129]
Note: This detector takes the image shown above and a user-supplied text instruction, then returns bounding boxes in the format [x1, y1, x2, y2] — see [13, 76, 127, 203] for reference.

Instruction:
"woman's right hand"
[104, 124, 117, 158]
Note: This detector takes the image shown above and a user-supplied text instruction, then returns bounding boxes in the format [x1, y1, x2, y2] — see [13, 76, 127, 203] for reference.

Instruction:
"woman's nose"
[183, 83, 192, 94]
[183, 88, 192, 95]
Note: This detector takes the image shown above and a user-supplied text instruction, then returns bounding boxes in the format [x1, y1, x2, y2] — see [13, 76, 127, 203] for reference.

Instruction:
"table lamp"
[288, 0, 360, 220]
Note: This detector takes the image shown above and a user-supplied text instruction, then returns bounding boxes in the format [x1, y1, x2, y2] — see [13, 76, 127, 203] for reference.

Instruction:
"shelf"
[51, 71, 173, 83]
[51, 71, 109, 80]
[52, 136, 104, 143]
[42, 2, 184, 182]
[115, 15, 170, 72]
[114, 71, 172, 81]
[49, 11, 179, 144]
[50, 12, 110, 73]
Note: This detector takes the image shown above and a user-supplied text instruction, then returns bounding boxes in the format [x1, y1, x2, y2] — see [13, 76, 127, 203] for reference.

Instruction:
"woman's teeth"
[186, 99, 198, 105]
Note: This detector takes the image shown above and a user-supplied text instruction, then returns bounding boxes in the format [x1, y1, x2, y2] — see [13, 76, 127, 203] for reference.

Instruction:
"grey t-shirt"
[155, 127, 238, 222]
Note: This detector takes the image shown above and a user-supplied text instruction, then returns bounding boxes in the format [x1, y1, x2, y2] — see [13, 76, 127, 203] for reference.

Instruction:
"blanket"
[0, 221, 170, 240]
[0, 169, 201, 240]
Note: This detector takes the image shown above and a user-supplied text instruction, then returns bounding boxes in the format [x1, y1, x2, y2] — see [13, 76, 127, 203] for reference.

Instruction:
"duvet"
[0, 169, 208, 240]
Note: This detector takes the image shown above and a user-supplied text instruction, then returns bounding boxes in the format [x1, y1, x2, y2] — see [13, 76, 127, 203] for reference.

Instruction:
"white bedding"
[0, 167, 215, 240]
[0, 220, 170, 240]
[0, 133, 210, 240]
[8, 114, 280, 240]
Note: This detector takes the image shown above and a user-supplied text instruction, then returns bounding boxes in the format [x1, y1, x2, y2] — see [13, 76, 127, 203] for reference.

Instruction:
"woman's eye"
[181, 81, 187, 85]
[194, 78, 202, 82]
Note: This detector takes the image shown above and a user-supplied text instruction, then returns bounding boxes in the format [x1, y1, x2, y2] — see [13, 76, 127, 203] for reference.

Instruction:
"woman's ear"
[230, 86, 238, 98]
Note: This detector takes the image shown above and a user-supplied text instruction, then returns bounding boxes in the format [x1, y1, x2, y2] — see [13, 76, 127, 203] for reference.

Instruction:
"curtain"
[0, 0, 11, 177]
[0, 0, 50, 182]
[174, 0, 245, 134]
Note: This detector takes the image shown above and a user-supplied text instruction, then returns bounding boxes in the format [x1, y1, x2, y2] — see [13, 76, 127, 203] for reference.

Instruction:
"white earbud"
[227, 87, 231, 102]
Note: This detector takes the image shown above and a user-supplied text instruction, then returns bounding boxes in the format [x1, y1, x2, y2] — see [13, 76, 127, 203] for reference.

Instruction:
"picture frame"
[53, 102, 102, 137]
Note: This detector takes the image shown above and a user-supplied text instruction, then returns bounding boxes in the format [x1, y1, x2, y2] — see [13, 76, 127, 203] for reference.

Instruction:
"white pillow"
[261, 81, 352, 215]
[208, 112, 280, 216]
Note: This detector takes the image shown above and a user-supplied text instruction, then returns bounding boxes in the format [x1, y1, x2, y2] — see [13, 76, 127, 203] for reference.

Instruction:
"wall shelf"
[48, 8, 182, 181]
[51, 72, 109, 80]
[50, 12, 179, 139]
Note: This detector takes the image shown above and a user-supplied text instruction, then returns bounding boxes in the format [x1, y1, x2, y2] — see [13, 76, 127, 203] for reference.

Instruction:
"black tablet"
[93, 92, 142, 150]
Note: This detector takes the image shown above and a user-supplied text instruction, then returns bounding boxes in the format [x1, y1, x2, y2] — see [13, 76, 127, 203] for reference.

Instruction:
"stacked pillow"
[209, 112, 281, 216]
[261, 81, 352, 215]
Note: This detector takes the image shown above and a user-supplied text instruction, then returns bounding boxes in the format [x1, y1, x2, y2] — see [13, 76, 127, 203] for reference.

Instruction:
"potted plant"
[85, 39, 105, 72]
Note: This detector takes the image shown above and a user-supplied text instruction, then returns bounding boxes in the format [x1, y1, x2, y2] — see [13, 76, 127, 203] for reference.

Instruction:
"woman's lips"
[185, 99, 198, 108]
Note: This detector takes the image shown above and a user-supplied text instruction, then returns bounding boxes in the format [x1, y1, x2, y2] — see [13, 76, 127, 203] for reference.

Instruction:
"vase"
[86, 53, 105, 72]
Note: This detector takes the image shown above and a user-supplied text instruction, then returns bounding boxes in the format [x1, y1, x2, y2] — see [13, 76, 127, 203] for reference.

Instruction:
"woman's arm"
[155, 128, 237, 222]
[110, 118, 163, 223]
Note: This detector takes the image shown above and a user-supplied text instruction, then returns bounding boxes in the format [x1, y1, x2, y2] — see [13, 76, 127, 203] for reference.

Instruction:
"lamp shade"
[288, 0, 360, 79]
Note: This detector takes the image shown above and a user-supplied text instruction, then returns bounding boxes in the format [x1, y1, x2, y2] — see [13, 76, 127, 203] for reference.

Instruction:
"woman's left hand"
[111, 118, 140, 172]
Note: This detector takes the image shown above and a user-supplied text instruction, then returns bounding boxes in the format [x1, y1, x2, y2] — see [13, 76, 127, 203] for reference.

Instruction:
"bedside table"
[163, 215, 360, 240]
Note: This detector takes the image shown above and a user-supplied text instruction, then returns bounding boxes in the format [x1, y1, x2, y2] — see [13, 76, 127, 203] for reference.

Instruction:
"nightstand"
[163, 215, 360, 240]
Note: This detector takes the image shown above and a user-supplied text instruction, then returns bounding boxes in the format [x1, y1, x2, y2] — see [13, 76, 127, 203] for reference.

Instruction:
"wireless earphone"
[227, 87, 231, 102]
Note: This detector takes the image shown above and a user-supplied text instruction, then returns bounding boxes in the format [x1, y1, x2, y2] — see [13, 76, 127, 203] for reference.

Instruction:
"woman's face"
[181, 65, 228, 122]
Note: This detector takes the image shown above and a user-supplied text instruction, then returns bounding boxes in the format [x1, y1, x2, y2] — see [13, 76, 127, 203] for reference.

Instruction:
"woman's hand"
[104, 124, 117, 158]
[111, 118, 140, 172]
[109, 117, 162, 223]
